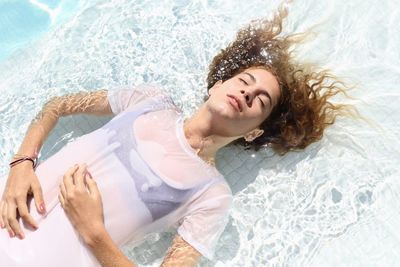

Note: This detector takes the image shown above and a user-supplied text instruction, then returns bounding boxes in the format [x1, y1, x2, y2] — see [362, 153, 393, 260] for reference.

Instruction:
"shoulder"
[206, 179, 233, 198]
[107, 83, 178, 114]
[176, 178, 232, 261]
[134, 83, 168, 96]
[138, 83, 178, 109]
[108, 83, 168, 97]
[194, 179, 233, 210]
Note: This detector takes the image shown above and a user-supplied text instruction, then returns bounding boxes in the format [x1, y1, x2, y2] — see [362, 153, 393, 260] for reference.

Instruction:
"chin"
[212, 102, 239, 117]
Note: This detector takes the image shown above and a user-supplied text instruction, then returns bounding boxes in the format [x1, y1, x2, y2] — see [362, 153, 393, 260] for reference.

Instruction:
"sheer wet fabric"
[0, 84, 232, 266]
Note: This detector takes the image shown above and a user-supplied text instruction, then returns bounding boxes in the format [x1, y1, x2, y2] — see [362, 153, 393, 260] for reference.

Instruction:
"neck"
[183, 105, 239, 165]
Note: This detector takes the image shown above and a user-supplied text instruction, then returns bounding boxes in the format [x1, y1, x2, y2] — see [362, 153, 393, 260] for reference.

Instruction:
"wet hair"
[206, 6, 354, 155]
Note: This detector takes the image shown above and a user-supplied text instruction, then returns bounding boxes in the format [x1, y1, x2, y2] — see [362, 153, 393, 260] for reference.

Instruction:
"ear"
[244, 128, 264, 142]
[208, 80, 223, 96]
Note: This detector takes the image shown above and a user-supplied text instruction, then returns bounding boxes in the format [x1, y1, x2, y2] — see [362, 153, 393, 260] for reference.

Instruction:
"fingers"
[84, 172, 99, 196]
[60, 163, 89, 200]
[1, 202, 14, 237]
[0, 201, 4, 229]
[31, 179, 46, 215]
[74, 164, 87, 188]
[1, 201, 15, 238]
[59, 181, 67, 199]
[1, 198, 30, 239]
[6, 202, 21, 239]
[63, 164, 79, 189]
[59, 181, 67, 211]
[16, 199, 38, 231]
[0, 201, 9, 232]
[58, 191, 65, 208]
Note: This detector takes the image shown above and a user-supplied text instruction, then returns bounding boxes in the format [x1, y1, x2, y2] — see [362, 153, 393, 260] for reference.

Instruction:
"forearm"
[85, 227, 137, 267]
[18, 89, 113, 155]
[16, 98, 60, 157]
[16, 90, 112, 157]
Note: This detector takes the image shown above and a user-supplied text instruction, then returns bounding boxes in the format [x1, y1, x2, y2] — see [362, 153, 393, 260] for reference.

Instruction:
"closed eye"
[239, 78, 248, 85]
[258, 96, 265, 107]
[240, 78, 266, 107]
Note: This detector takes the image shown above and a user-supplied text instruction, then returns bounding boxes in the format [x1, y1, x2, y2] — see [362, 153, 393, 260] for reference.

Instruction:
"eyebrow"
[243, 72, 273, 106]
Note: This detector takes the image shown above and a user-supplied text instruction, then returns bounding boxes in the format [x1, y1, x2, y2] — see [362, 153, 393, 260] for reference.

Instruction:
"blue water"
[0, 0, 80, 62]
[0, 0, 399, 266]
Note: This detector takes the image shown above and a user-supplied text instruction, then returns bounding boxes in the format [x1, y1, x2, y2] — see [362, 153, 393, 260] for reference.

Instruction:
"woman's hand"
[59, 164, 105, 244]
[0, 162, 45, 239]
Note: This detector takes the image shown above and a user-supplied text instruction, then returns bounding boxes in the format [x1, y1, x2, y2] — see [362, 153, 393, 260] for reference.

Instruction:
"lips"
[227, 94, 242, 112]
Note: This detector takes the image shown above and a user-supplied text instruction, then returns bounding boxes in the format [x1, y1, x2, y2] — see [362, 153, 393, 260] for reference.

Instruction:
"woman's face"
[206, 67, 281, 137]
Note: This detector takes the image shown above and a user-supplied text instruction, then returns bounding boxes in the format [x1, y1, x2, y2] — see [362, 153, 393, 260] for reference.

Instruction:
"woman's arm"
[15, 89, 113, 158]
[85, 231, 202, 267]
[85, 227, 137, 267]
[161, 235, 202, 267]
[59, 164, 137, 267]
[0, 90, 113, 239]
[60, 164, 202, 267]
[50, 89, 113, 116]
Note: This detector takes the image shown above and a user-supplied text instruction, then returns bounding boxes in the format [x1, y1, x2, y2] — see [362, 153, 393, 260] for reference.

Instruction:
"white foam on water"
[29, 0, 61, 24]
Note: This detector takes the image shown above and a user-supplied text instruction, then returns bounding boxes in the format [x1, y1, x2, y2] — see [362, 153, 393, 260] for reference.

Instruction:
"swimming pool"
[0, 0, 80, 62]
[0, 0, 399, 266]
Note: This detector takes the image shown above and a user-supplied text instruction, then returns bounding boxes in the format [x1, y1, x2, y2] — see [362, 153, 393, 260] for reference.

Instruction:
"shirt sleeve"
[107, 84, 166, 114]
[177, 182, 233, 260]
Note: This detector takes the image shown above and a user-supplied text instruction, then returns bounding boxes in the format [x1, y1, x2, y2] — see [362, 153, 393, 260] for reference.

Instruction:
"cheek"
[243, 118, 261, 132]
[209, 100, 229, 114]
[242, 111, 269, 130]
[208, 96, 235, 116]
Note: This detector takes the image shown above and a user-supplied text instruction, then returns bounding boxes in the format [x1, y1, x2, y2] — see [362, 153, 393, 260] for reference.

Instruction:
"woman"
[0, 7, 350, 267]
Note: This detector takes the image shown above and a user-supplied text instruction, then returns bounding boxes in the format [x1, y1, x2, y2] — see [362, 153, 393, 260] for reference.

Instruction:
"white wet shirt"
[0, 84, 232, 266]
[107, 84, 233, 257]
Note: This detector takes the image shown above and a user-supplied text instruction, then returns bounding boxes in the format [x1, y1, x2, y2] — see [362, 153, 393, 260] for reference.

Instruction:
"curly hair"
[206, 6, 353, 155]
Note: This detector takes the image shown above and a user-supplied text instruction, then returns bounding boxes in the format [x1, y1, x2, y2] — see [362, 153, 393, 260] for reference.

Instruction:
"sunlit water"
[0, 0, 399, 266]
[0, 0, 80, 61]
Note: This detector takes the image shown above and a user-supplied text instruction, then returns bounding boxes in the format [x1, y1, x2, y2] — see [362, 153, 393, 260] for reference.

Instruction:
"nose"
[240, 89, 253, 107]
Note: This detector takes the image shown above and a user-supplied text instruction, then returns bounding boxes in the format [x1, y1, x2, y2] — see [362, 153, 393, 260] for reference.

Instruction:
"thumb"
[31, 179, 46, 214]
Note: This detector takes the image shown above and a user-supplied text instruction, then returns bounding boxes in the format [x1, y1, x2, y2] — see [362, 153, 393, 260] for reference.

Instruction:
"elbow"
[41, 96, 64, 118]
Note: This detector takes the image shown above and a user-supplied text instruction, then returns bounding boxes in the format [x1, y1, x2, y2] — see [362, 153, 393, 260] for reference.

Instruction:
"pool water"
[0, 0, 80, 62]
[0, 0, 399, 266]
